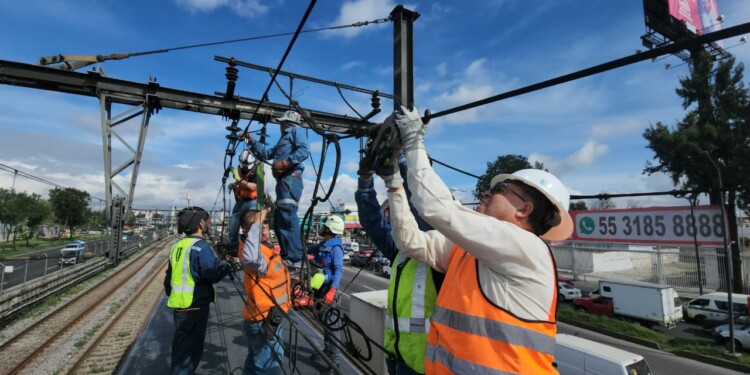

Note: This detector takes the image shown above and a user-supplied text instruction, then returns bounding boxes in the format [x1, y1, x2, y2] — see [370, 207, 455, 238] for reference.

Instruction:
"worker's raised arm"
[385, 173, 451, 272]
[395, 106, 547, 275]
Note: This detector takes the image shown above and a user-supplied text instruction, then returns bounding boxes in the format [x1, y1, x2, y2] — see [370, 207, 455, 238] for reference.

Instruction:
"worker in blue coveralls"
[307, 215, 345, 373]
[247, 110, 310, 272]
[164, 207, 232, 375]
[356, 146, 444, 375]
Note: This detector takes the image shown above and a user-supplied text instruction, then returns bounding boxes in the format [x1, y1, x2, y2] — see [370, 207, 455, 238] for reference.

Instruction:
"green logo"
[579, 217, 595, 235]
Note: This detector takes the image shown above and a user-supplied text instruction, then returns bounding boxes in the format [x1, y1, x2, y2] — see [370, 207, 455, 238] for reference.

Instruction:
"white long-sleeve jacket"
[388, 149, 556, 321]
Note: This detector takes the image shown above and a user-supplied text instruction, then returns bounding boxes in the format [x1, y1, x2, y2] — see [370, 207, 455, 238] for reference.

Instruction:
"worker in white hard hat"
[386, 105, 573, 374]
[305, 215, 345, 373]
[226, 148, 261, 256]
[246, 110, 310, 272]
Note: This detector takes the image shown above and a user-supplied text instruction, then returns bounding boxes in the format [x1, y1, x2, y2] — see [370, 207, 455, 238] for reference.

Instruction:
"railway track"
[66, 262, 168, 374]
[0, 236, 173, 375]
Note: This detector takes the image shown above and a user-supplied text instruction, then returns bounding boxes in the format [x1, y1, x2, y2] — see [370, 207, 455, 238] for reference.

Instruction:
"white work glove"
[381, 170, 403, 189]
[395, 105, 427, 152]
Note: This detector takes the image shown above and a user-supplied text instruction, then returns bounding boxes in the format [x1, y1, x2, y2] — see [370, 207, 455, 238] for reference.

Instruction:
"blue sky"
[1, 0, 749, 212]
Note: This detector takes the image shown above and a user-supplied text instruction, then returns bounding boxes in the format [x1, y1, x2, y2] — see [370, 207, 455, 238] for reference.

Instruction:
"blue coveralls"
[251, 126, 309, 264]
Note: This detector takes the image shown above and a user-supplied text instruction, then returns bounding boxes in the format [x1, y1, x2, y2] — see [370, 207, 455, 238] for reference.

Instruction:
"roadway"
[336, 262, 744, 375]
[0, 238, 110, 291]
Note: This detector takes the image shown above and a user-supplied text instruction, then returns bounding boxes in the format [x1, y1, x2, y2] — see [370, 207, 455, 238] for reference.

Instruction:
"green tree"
[643, 52, 749, 292]
[23, 193, 50, 246]
[591, 197, 616, 210]
[570, 201, 588, 211]
[49, 188, 90, 238]
[0, 190, 28, 248]
[473, 155, 545, 200]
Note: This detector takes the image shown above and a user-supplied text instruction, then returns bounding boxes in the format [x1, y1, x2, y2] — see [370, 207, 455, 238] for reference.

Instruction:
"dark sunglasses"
[490, 181, 528, 203]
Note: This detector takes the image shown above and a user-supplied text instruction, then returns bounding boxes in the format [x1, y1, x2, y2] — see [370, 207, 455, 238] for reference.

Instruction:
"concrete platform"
[118, 276, 367, 375]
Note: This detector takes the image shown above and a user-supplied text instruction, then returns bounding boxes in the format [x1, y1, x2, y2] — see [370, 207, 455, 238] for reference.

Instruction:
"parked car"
[558, 282, 582, 301]
[556, 333, 653, 375]
[342, 251, 350, 262]
[343, 242, 360, 253]
[712, 316, 750, 351]
[684, 292, 750, 325]
[350, 249, 374, 267]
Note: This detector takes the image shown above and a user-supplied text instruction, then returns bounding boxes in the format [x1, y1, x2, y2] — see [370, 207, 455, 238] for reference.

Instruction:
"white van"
[555, 334, 652, 375]
[684, 292, 750, 324]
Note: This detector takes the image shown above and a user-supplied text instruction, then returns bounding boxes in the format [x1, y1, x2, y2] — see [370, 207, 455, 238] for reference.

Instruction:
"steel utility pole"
[391, 5, 419, 111]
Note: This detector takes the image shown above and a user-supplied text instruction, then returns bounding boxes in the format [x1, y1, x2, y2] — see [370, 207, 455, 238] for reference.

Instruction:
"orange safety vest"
[238, 241, 291, 322]
[235, 167, 258, 200]
[425, 245, 558, 375]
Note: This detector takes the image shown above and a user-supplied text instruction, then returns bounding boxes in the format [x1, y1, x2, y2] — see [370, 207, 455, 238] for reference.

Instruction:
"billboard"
[570, 205, 724, 246]
[668, 0, 721, 36]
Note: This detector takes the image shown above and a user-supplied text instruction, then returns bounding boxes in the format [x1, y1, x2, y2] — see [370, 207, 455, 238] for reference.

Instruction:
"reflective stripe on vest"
[385, 252, 437, 374]
[425, 245, 558, 375]
[430, 307, 555, 355]
[385, 316, 431, 333]
[277, 198, 297, 206]
[167, 238, 200, 309]
[426, 343, 518, 375]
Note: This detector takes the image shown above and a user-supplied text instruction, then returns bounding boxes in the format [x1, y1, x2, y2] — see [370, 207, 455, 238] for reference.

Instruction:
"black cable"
[114, 18, 390, 59]
[238, 0, 318, 138]
[335, 85, 365, 120]
[428, 157, 480, 179]
[221, 0, 318, 184]
[0, 162, 105, 201]
[423, 21, 750, 122]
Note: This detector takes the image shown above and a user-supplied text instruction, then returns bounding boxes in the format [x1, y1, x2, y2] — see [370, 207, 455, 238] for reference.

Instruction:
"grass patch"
[558, 307, 668, 345]
[559, 306, 750, 366]
[117, 331, 130, 338]
[669, 338, 750, 366]
[74, 323, 102, 348]
[0, 235, 110, 257]
[89, 364, 107, 373]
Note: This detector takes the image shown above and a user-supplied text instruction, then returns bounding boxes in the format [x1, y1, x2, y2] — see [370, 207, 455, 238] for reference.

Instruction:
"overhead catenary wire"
[40, 17, 390, 70]
[0, 162, 104, 202]
[423, 21, 750, 122]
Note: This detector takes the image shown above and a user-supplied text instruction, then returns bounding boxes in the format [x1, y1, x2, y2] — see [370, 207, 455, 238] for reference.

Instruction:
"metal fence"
[551, 241, 750, 296]
[0, 240, 111, 293]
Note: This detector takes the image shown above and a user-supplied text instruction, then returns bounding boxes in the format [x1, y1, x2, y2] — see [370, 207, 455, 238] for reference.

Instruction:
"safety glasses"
[490, 181, 528, 203]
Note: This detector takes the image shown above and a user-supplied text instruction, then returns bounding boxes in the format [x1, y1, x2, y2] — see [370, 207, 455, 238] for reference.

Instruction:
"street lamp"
[703, 151, 737, 356]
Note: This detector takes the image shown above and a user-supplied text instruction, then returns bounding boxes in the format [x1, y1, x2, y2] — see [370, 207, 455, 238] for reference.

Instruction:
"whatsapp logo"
[579, 217, 595, 235]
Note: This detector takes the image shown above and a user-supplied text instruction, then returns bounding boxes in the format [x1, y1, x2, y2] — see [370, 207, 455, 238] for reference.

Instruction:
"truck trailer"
[573, 280, 682, 327]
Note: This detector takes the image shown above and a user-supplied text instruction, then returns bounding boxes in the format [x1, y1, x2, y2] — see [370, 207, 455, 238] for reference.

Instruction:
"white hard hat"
[238, 149, 255, 168]
[275, 110, 301, 125]
[491, 169, 573, 241]
[323, 215, 345, 235]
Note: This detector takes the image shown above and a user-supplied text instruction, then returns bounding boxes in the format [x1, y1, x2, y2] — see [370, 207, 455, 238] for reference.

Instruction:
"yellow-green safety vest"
[385, 252, 437, 374]
[167, 238, 200, 309]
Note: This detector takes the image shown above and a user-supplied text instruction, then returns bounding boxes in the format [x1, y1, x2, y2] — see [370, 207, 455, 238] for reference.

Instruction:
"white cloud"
[173, 164, 195, 169]
[343, 162, 359, 172]
[328, 0, 396, 38]
[174, 0, 270, 18]
[341, 61, 364, 71]
[310, 141, 323, 153]
[373, 65, 392, 76]
[465, 58, 488, 77]
[435, 62, 447, 77]
[529, 139, 609, 175]
[591, 119, 645, 139]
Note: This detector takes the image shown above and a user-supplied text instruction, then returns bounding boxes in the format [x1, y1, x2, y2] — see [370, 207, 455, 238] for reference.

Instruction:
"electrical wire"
[0, 162, 104, 202]
[423, 21, 750, 122]
[96, 18, 390, 61]
[428, 157, 480, 179]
